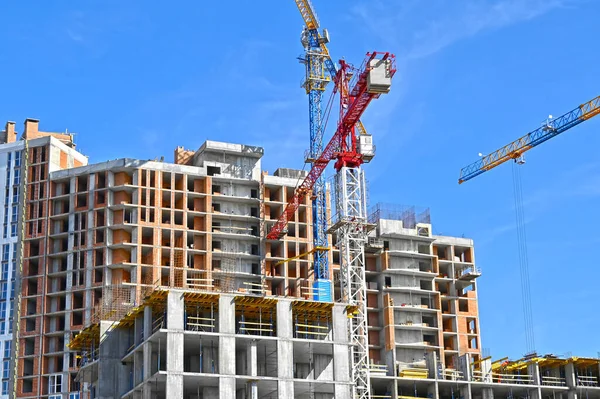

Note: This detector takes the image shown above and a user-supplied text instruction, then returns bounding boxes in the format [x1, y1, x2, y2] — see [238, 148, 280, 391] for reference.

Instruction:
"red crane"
[267, 52, 396, 240]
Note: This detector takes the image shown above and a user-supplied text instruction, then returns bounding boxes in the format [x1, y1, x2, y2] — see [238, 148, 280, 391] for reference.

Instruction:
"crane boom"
[267, 52, 395, 240]
[459, 95, 600, 184]
[294, 0, 369, 135]
[294, 0, 320, 30]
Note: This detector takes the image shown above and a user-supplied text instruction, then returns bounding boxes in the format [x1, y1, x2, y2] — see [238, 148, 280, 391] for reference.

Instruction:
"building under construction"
[0, 120, 598, 399]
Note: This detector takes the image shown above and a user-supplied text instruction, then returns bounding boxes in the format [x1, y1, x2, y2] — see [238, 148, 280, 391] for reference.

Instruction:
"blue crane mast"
[293, 0, 371, 301]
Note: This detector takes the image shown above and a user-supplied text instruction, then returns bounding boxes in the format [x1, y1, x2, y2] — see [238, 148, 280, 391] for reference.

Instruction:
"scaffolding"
[235, 296, 277, 337]
[186, 268, 214, 291]
[174, 236, 185, 288]
[185, 297, 218, 333]
[216, 253, 238, 293]
[242, 281, 267, 295]
[292, 300, 333, 340]
[91, 284, 137, 323]
[368, 203, 431, 229]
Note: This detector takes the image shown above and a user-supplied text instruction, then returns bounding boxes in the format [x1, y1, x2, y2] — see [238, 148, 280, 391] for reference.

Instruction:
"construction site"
[0, 1, 598, 399]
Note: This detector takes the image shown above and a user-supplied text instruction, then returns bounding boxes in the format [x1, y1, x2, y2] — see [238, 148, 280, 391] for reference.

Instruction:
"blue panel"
[313, 280, 332, 302]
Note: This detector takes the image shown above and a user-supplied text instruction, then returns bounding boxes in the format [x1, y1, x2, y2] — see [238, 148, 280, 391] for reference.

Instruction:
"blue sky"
[1, 0, 599, 359]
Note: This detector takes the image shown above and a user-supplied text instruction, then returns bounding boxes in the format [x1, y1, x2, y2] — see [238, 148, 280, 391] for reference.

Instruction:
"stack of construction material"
[398, 367, 429, 378]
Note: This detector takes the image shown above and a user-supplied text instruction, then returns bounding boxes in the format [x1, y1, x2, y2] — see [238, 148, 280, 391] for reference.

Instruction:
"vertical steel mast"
[296, 0, 333, 301]
[333, 166, 371, 398]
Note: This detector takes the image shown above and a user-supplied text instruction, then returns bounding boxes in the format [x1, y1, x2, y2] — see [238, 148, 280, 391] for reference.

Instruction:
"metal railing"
[472, 370, 534, 384]
[577, 375, 599, 387]
[541, 375, 566, 386]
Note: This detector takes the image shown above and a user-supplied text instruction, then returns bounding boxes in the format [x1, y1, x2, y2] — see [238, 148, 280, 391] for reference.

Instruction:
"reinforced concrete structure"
[0, 120, 87, 399]
[0, 119, 597, 399]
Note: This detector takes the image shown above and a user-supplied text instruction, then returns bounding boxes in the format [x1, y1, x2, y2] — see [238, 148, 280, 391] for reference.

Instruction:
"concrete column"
[218, 295, 236, 398]
[141, 306, 154, 399]
[142, 341, 153, 399]
[333, 344, 351, 399]
[144, 304, 153, 337]
[332, 304, 349, 343]
[482, 388, 494, 399]
[219, 295, 235, 333]
[276, 299, 292, 338]
[219, 376, 236, 399]
[166, 292, 184, 399]
[426, 353, 439, 399]
[528, 363, 542, 399]
[565, 362, 578, 399]
[247, 381, 258, 399]
[332, 304, 351, 398]
[459, 354, 471, 381]
[248, 340, 258, 376]
[427, 351, 439, 379]
[481, 358, 493, 383]
[276, 299, 294, 399]
[460, 384, 472, 399]
[97, 322, 129, 398]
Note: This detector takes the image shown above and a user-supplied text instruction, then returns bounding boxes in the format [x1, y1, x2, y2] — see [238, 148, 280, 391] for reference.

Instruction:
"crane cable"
[511, 160, 536, 355]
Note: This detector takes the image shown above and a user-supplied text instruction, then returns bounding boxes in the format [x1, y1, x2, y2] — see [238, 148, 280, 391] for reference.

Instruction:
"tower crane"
[458, 94, 600, 356]
[293, 0, 373, 301]
[459, 95, 600, 183]
[268, 51, 396, 399]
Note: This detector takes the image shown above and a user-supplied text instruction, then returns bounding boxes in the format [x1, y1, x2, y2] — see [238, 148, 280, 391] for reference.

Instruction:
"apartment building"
[3, 119, 596, 398]
[0, 122, 23, 399]
[0, 120, 87, 399]
[12, 135, 320, 398]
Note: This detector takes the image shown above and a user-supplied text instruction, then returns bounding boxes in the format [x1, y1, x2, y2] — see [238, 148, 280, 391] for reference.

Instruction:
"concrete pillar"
[142, 306, 154, 399]
[247, 381, 258, 399]
[459, 354, 471, 381]
[142, 341, 153, 399]
[218, 295, 236, 398]
[482, 388, 494, 399]
[219, 376, 236, 399]
[457, 383, 470, 399]
[427, 351, 438, 379]
[425, 353, 439, 399]
[332, 304, 351, 398]
[166, 291, 184, 399]
[219, 294, 235, 333]
[97, 322, 129, 398]
[276, 299, 294, 399]
[565, 362, 578, 399]
[248, 340, 258, 376]
[332, 304, 349, 343]
[277, 299, 292, 338]
[481, 358, 493, 383]
[528, 363, 542, 399]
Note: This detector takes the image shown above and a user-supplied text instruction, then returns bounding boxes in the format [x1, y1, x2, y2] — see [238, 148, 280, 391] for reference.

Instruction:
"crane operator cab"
[358, 134, 375, 162]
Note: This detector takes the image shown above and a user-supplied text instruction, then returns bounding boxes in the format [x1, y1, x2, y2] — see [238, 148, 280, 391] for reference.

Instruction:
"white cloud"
[66, 28, 84, 43]
[351, 0, 566, 59]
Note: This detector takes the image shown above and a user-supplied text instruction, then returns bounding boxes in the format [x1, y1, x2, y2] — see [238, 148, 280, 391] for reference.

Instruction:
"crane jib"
[458, 95, 600, 184]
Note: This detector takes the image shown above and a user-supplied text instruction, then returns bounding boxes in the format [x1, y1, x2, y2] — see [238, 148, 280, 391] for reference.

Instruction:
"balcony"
[457, 266, 482, 281]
